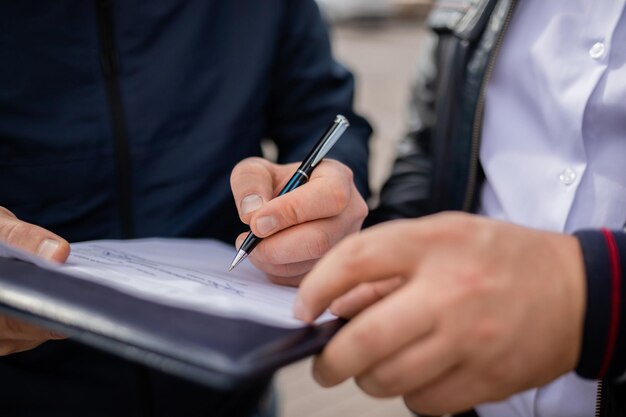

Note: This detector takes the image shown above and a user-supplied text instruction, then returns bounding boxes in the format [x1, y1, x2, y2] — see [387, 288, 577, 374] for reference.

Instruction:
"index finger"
[294, 220, 421, 323]
[313, 279, 436, 387]
[248, 160, 356, 238]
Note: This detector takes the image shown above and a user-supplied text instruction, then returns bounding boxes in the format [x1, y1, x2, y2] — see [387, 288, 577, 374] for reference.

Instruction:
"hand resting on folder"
[0, 206, 69, 355]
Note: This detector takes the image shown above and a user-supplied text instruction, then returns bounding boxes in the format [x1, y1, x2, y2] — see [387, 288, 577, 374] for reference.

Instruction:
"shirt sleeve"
[267, 0, 371, 198]
[574, 229, 626, 382]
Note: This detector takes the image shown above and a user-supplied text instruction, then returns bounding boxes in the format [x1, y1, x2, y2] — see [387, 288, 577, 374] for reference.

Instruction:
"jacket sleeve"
[267, 0, 371, 198]
[365, 32, 439, 227]
[574, 229, 626, 383]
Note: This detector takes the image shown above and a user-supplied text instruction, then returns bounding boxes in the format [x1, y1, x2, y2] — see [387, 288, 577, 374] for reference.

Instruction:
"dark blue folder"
[0, 256, 343, 389]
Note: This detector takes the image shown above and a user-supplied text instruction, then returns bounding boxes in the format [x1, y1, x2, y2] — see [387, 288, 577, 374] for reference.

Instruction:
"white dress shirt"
[477, 0, 626, 416]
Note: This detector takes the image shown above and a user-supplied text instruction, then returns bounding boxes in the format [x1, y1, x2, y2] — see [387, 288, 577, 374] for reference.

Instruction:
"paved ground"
[276, 19, 426, 417]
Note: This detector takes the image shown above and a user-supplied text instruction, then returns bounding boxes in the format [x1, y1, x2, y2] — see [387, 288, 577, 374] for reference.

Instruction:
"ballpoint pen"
[228, 114, 350, 272]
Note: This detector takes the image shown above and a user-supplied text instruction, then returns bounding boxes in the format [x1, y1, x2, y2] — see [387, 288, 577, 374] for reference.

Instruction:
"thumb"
[230, 157, 279, 224]
[0, 207, 70, 263]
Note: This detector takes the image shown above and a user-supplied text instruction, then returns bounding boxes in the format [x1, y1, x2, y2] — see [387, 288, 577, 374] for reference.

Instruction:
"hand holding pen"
[229, 115, 368, 284]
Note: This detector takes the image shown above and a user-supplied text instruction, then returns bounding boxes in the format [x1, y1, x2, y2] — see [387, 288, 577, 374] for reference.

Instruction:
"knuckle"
[328, 160, 354, 182]
[471, 318, 500, 345]
[231, 157, 268, 183]
[435, 210, 472, 224]
[448, 267, 495, 304]
[328, 182, 350, 212]
[281, 200, 303, 226]
[342, 164, 354, 182]
[354, 196, 369, 221]
[431, 211, 478, 237]
[320, 162, 353, 212]
[362, 284, 384, 303]
[455, 272, 486, 297]
[305, 229, 332, 260]
[369, 280, 396, 302]
[0, 207, 16, 219]
[2, 220, 29, 246]
[336, 235, 369, 274]
[348, 322, 383, 353]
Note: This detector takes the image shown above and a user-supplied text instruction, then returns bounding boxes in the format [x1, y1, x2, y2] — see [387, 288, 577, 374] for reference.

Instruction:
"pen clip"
[310, 115, 350, 168]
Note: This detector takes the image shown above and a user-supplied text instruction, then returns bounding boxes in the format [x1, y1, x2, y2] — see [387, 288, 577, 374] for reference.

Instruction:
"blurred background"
[276, 1, 432, 416]
[318, 0, 432, 203]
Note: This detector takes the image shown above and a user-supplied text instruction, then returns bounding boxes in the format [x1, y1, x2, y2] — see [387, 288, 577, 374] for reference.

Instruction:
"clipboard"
[0, 255, 344, 390]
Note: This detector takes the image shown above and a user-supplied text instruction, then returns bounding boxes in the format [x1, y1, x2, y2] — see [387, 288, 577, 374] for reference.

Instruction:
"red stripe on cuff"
[597, 229, 622, 379]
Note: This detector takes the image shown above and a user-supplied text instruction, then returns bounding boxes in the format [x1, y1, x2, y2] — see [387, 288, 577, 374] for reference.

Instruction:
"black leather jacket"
[368, 1, 626, 416]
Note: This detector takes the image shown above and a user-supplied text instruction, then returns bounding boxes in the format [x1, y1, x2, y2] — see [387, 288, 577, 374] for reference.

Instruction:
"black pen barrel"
[278, 171, 309, 196]
[239, 230, 261, 255]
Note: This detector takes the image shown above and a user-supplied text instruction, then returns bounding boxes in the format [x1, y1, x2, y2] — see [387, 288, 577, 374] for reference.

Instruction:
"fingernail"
[294, 298, 308, 322]
[36, 239, 60, 261]
[241, 194, 263, 215]
[256, 216, 277, 236]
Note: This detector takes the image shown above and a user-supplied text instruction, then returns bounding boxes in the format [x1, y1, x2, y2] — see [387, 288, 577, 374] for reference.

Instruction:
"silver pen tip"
[335, 114, 350, 127]
[228, 249, 248, 272]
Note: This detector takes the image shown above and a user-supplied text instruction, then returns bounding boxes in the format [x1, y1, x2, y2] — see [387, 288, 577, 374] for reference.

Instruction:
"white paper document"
[0, 238, 335, 328]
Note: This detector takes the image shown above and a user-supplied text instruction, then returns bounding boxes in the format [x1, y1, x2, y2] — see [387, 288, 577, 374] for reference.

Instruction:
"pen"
[228, 114, 350, 272]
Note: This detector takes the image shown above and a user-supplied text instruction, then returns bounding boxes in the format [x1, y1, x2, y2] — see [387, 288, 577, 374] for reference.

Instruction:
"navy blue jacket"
[0, 0, 370, 243]
[0, 1, 371, 416]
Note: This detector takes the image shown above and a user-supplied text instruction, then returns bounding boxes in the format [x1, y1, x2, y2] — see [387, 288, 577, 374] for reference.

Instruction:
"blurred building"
[316, 0, 393, 21]
[316, 0, 431, 22]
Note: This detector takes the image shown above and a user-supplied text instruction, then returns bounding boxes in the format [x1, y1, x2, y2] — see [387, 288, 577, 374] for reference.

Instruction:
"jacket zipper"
[95, 0, 135, 238]
[595, 379, 603, 417]
[462, 0, 518, 211]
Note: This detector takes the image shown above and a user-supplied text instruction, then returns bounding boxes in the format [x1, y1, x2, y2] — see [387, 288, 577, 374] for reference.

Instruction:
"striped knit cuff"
[574, 229, 626, 381]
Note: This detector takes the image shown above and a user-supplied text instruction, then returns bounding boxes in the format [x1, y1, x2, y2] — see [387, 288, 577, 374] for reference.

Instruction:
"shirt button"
[589, 42, 606, 59]
[559, 168, 577, 186]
